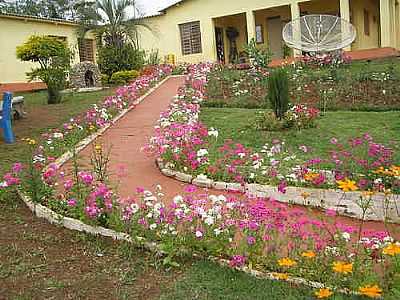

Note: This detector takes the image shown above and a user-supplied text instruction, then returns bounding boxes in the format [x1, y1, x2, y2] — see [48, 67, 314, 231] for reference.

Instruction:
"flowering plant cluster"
[300, 51, 352, 68]
[255, 104, 320, 131]
[16, 157, 400, 298]
[1, 65, 173, 200]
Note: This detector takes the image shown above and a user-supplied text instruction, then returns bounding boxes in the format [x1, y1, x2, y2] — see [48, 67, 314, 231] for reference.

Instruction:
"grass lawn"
[0, 88, 115, 175]
[200, 108, 400, 164]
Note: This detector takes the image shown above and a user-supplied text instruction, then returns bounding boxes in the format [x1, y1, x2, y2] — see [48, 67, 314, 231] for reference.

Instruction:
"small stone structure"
[70, 62, 102, 89]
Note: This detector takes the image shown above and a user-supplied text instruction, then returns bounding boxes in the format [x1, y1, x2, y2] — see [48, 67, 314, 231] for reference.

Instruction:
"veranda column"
[340, 0, 351, 51]
[380, 0, 392, 47]
[246, 10, 256, 43]
[290, 1, 302, 57]
[201, 18, 217, 62]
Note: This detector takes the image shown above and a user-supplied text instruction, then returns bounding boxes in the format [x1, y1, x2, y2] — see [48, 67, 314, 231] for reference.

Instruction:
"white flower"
[149, 223, 157, 230]
[130, 203, 139, 214]
[53, 132, 64, 139]
[342, 232, 351, 242]
[204, 216, 214, 226]
[197, 148, 208, 157]
[214, 228, 222, 236]
[195, 230, 203, 238]
[173, 195, 183, 204]
[0, 181, 8, 188]
[208, 127, 219, 138]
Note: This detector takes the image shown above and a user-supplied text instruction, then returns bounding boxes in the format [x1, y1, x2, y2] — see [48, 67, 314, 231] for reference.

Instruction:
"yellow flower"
[301, 251, 316, 259]
[272, 272, 289, 280]
[278, 257, 297, 267]
[337, 179, 358, 192]
[358, 285, 382, 298]
[362, 190, 375, 198]
[22, 138, 36, 145]
[314, 288, 333, 299]
[301, 192, 311, 199]
[89, 125, 96, 131]
[332, 261, 353, 274]
[382, 243, 400, 256]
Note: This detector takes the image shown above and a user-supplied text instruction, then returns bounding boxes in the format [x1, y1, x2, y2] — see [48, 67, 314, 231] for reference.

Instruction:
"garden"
[1, 2, 400, 298]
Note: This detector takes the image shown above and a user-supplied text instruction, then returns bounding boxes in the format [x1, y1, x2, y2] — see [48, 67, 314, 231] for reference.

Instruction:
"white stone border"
[12, 75, 376, 297]
[156, 158, 400, 223]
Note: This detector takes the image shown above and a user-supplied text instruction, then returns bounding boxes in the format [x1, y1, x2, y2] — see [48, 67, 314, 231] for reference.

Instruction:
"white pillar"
[380, 0, 392, 47]
[246, 10, 256, 43]
[290, 2, 302, 57]
[340, 0, 351, 51]
[202, 18, 217, 62]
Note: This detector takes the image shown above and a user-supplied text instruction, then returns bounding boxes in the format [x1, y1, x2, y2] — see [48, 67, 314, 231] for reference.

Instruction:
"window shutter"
[179, 21, 202, 55]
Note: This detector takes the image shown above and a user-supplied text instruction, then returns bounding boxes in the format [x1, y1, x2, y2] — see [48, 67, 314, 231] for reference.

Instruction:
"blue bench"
[0, 92, 15, 144]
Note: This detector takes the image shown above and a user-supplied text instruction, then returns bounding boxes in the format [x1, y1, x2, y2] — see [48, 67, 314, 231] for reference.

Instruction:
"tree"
[16, 36, 72, 104]
[0, 0, 84, 20]
[77, 0, 148, 49]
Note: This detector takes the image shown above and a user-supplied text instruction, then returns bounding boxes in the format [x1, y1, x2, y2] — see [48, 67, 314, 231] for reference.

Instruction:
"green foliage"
[244, 38, 272, 68]
[110, 70, 140, 85]
[16, 35, 71, 104]
[100, 74, 109, 85]
[146, 49, 161, 65]
[267, 68, 290, 119]
[98, 44, 145, 77]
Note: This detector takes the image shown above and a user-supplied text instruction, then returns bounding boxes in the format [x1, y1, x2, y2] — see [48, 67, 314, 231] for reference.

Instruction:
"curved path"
[62, 76, 394, 232]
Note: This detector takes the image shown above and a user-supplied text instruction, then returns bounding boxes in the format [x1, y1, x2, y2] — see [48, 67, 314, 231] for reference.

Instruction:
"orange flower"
[358, 285, 382, 298]
[304, 172, 319, 181]
[278, 257, 297, 267]
[337, 179, 358, 192]
[272, 272, 289, 280]
[314, 288, 333, 299]
[332, 261, 353, 274]
[301, 251, 316, 259]
[382, 243, 400, 256]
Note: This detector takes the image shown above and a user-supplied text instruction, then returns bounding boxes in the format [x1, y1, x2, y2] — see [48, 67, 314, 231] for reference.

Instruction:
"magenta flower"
[278, 180, 287, 194]
[229, 255, 246, 268]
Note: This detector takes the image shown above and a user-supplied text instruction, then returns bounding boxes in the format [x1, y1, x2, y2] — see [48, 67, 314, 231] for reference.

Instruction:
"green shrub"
[110, 70, 140, 85]
[267, 68, 290, 119]
[98, 44, 145, 77]
[244, 38, 272, 68]
[16, 35, 71, 104]
[101, 74, 109, 85]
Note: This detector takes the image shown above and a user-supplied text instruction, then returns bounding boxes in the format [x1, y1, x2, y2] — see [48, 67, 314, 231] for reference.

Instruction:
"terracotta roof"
[0, 12, 78, 26]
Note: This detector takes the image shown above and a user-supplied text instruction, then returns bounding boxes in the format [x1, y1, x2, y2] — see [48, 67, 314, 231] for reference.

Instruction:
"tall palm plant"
[77, 0, 148, 49]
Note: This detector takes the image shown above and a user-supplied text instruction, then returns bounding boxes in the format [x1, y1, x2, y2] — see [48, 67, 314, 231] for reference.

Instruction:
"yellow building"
[0, 12, 96, 92]
[139, 0, 400, 64]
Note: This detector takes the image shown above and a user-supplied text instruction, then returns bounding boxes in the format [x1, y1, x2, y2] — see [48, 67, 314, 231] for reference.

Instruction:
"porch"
[209, 0, 399, 63]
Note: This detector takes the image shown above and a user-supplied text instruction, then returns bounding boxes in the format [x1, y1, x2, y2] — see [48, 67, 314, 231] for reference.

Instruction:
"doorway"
[267, 16, 283, 59]
[215, 27, 225, 63]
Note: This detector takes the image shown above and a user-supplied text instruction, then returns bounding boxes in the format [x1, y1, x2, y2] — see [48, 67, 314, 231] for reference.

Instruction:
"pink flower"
[278, 180, 287, 194]
[67, 198, 77, 207]
[184, 185, 197, 193]
[247, 236, 256, 245]
[12, 162, 23, 173]
[229, 255, 246, 268]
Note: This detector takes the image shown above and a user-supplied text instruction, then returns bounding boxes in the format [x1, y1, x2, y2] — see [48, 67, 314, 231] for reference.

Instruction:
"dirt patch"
[0, 194, 180, 300]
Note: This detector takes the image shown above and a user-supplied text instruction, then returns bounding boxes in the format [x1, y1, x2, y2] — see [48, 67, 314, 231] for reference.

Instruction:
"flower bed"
[1, 63, 400, 298]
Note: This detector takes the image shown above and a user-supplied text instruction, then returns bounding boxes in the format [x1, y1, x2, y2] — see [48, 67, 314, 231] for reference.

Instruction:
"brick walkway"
[62, 76, 393, 231]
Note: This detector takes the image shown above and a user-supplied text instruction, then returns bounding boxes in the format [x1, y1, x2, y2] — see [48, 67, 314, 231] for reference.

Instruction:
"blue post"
[1, 92, 15, 144]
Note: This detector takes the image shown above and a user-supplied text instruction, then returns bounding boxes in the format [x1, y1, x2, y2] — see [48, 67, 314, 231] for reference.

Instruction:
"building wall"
[139, 0, 305, 64]
[350, 0, 380, 49]
[0, 16, 95, 84]
[139, 0, 398, 64]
